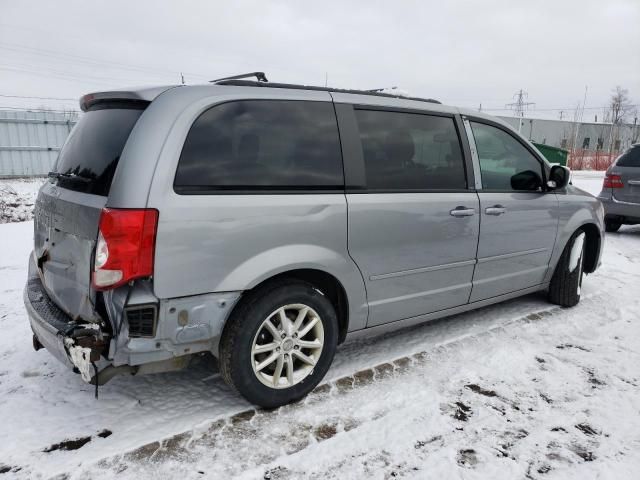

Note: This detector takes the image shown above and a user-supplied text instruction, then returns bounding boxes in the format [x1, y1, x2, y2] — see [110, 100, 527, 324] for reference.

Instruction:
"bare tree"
[608, 86, 634, 153]
[609, 86, 633, 125]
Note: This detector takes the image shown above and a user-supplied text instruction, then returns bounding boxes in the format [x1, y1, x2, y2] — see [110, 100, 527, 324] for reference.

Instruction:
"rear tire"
[219, 280, 338, 408]
[548, 230, 585, 308]
[605, 220, 621, 232]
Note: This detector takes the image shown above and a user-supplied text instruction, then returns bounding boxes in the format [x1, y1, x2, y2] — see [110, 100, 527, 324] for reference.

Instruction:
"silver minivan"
[25, 74, 604, 407]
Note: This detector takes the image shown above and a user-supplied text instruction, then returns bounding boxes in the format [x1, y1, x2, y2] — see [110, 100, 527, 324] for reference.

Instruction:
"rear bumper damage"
[24, 258, 108, 383]
[25, 253, 242, 388]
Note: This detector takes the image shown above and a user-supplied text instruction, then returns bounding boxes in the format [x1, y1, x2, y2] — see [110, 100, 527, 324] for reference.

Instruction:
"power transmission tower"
[506, 89, 535, 117]
[506, 89, 535, 132]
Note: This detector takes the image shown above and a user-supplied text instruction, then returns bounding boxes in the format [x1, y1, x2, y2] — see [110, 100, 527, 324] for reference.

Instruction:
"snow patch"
[0, 178, 44, 223]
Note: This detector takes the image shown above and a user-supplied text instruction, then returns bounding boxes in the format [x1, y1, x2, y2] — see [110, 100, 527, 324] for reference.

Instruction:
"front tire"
[548, 230, 586, 307]
[219, 280, 338, 408]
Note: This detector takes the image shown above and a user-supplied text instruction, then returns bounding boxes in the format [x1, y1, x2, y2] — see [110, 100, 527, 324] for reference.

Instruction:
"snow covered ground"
[0, 177, 44, 223]
[570, 170, 607, 197]
[1, 172, 639, 479]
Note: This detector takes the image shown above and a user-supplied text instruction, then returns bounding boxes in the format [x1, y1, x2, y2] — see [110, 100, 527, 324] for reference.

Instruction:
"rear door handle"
[628, 180, 640, 185]
[450, 206, 476, 217]
[485, 205, 506, 216]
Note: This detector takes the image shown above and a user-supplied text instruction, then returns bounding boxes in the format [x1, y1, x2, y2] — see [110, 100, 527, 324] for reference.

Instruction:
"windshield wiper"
[47, 171, 91, 183]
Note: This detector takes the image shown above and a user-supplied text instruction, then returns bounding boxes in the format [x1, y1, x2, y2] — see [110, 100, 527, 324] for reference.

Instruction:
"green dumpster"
[532, 143, 568, 166]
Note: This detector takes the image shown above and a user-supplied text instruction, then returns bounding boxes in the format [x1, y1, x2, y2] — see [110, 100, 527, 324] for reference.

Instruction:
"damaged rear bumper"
[24, 257, 106, 382]
[25, 253, 242, 387]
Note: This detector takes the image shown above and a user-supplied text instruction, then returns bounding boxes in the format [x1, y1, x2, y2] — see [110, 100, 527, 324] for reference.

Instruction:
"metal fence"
[0, 109, 78, 177]
[567, 149, 621, 171]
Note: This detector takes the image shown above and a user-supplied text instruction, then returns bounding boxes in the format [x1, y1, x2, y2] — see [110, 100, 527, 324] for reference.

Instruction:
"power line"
[0, 94, 77, 101]
[0, 42, 211, 81]
[0, 105, 80, 113]
[0, 64, 168, 87]
[0, 24, 222, 79]
[481, 105, 638, 112]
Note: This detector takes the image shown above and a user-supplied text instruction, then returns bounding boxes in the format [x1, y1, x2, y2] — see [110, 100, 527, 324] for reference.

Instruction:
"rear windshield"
[52, 106, 144, 196]
[616, 146, 640, 167]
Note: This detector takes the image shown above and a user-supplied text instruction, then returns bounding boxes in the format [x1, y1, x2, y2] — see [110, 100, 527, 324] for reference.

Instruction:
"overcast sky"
[1, 0, 638, 120]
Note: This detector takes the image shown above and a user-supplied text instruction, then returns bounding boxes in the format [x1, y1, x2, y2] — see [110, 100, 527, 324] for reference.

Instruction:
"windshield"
[52, 106, 144, 196]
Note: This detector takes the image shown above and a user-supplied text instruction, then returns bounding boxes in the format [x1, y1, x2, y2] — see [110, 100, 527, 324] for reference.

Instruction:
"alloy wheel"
[251, 304, 324, 389]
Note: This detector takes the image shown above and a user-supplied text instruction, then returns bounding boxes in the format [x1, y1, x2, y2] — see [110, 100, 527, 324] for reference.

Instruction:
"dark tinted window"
[175, 100, 343, 191]
[471, 122, 544, 191]
[616, 146, 640, 167]
[53, 107, 144, 196]
[354, 109, 466, 190]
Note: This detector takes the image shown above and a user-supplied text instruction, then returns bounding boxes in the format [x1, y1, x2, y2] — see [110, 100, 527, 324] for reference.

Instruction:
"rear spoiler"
[79, 85, 180, 112]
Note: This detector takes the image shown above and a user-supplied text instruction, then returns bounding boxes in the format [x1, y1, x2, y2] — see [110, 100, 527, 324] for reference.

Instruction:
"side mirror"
[511, 170, 543, 191]
[547, 165, 570, 190]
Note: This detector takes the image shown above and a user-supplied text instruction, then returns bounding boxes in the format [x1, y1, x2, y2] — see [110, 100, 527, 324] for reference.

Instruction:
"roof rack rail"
[366, 86, 397, 92]
[211, 72, 268, 83]
[212, 79, 441, 105]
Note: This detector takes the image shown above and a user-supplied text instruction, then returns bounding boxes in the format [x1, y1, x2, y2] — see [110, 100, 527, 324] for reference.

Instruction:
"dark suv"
[599, 144, 640, 231]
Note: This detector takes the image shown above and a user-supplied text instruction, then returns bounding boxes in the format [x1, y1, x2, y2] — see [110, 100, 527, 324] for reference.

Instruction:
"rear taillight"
[603, 174, 624, 189]
[92, 208, 159, 290]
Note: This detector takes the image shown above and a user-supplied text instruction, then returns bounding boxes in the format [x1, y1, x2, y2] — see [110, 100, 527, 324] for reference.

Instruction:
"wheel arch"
[565, 223, 602, 273]
[580, 222, 601, 274]
[553, 222, 601, 275]
[229, 268, 351, 344]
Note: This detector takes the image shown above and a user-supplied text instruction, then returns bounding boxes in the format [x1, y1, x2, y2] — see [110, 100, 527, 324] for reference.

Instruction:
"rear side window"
[174, 100, 344, 191]
[354, 109, 466, 190]
[53, 106, 144, 196]
[616, 146, 640, 167]
[470, 121, 544, 191]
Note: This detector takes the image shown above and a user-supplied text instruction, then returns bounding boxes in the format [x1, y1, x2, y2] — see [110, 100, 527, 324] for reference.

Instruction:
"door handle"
[485, 205, 506, 216]
[450, 206, 476, 217]
[628, 180, 640, 185]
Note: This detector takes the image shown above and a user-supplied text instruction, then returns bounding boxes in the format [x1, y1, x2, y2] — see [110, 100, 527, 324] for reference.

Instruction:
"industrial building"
[498, 115, 639, 153]
[0, 109, 78, 177]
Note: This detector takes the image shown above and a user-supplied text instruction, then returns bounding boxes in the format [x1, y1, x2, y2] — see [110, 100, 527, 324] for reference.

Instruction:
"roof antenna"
[211, 72, 268, 83]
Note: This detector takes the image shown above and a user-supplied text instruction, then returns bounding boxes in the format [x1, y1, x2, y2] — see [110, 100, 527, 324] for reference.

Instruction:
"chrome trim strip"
[368, 282, 472, 306]
[628, 180, 640, 185]
[462, 116, 483, 190]
[612, 195, 640, 206]
[348, 283, 549, 339]
[471, 265, 548, 285]
[370, 259, 477, 281]
[477, 247, 548, 264]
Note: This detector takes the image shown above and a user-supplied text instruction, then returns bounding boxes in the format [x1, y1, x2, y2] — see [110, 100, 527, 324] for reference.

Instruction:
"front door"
[466, 119, 559, 302]
[343, 106, 480, 327]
